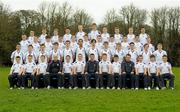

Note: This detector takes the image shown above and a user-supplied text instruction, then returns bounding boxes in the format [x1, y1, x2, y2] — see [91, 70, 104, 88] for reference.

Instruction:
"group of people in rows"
[8, 23, 175, 90]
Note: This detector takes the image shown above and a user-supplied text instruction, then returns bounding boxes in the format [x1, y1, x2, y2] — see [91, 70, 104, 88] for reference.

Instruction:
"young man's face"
[22, 35, 27, 40]
[40, 45, 45, 51]
[78, 40, 83, 46]
[71, 36, 76, 42]
[16, 45, 21, 51]
[30, 31, 34, 36]
[116, 44, 121, 49]
[92, 25, 97, 30]
[103, 28, 107, 33]
[141, 28, 145, 33]
[78, 25, 83, 31]
[90, 54, 95, 60]
[66, 42, 70, 47]
[157, 45, 162, 50]
[66, 56, 70, 62]
[54, 30, 58, 35]
[16, 58, 21, 63]
[54, 55, 58, 61]
[102, 55, 107, 61]
[58, 37, 63, 42]
[162, 57, 167, 62]
[34, 37, 38, 42]
[114, 57, 118, 62]
[65, 29, 70, 34]
[78, 54, 82, 61]
[130, 44, 135, 49]
[144, 45, 149, 50]
[125, 55, 131, 61]
[91, 41, 96, 46]
[46, 38, 51, 42]
[150, 57, 155, 62]
[104, 43, 108, 48]
[97, 36, 102, 42]
[129, 28, 133, 34]
[40, 56, 45, 62]
[109, 37, 114, 42]
[84, 36, 88, 41]
[138, 56, 143, 62]
[42, 29, 47, 34]
[54, 44, 59, 49]
[28, 46, 33, 52]
[115, 29, 119, 34]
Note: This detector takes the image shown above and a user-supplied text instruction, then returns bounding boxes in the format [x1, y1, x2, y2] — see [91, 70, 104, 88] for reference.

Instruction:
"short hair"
[28, 55, 33, 58]
[65, 40, 71, 43]
[150, 55, 155, 58]
[162, 55, 167, 58]
[16, 56, 21, 59]
[157, 43, 162, 46]
[40, 55, 45, 58]
[78, 38, 83, 42]
[46, 35, 51, 39]
[138, 55, 143, 58]
[91, 39, 96, 43]
[92, 23, 97, 26]
[114, 55, 119, 58]
[16, 43, 21, 46]
[90, 53, 95, 56]
[53, 42, 59, 45]
[144, 43, 149, 48]
[28, 44, 33, 48]
[40, 44, 45, 47]
[129, 42, 134, 45]
[102, 53, 107, 56]
[116, 43, 121, 46]
[126, 54, 131, 57]
[103, 41, 109, 45]
[66, 55, 71, 58]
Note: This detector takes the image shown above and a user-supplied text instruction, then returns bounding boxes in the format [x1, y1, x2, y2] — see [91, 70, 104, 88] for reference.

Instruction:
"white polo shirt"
[63, 34, 72, 42]
[51, 35, 59, 44]
[112, 62, 121, 74]
[139, 33, 148, 45]
[20, 40, 29, 54]
[37, 62, 47, 74]
[127, 34, 135, 43]
[10, 63, 23, 74]
[114, 34, 123, 43]
[153, 50, 167, 64]
[88, 30, 99, 40]
[63, 62, 73, 74]
[73, 61, 85, 73]
[135, 62, 146, 73]
[11, 50, 23, 64]
[147, 62, 158, 74]
[24, 62, 36, 73]
[159, 62, 172, 74]
[39, 34, 47, 44]
[101, 33, 110, 42]
[99, 61, 111, 73]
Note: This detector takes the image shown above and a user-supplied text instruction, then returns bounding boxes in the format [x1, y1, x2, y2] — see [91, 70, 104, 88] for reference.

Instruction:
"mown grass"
[0, 67, 179, 112]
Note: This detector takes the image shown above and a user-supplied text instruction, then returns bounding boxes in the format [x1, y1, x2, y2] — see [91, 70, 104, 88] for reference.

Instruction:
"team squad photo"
[9, 25, 175, 90]
[1, 0, 179, 111]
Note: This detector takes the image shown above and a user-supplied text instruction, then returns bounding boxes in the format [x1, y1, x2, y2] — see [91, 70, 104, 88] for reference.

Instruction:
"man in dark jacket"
[85, 53, 99, 89]
[46, 55, 63, 89]
[121, 54, 135, 89]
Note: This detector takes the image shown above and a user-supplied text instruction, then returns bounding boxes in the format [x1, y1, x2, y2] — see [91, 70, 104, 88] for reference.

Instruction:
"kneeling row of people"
[8, 53, 175, 90]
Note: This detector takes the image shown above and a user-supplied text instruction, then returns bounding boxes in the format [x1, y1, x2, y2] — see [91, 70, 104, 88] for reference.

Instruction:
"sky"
[2, 0, 180, 24]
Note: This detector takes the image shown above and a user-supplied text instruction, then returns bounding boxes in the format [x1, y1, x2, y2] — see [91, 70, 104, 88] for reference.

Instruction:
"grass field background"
[0, 67, 179, 112]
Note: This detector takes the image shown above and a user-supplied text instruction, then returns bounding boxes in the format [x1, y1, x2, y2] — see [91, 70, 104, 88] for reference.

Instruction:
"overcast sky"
[2, 0, 180, 23]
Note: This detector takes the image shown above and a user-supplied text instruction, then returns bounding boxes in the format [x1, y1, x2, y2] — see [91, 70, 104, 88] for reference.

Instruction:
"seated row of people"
[8, 53, 175, 90]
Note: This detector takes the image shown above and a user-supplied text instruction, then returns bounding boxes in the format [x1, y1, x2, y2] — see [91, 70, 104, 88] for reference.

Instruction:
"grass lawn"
[0, 67, 179, 112]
